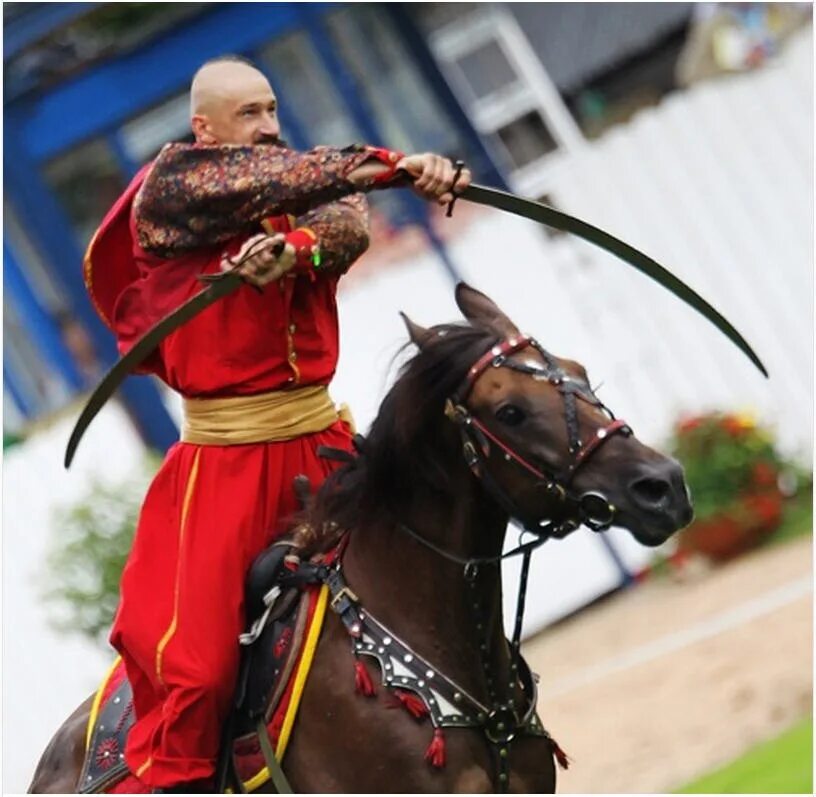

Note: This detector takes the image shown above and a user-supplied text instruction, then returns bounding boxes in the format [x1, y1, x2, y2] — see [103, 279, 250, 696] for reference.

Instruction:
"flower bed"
[669, 412, 792, 562]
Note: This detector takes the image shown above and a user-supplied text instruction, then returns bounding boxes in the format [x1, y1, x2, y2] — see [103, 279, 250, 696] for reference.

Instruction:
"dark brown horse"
[30, 285, 692, 793]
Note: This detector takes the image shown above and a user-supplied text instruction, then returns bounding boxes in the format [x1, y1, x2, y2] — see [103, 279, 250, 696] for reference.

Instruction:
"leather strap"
[256, 718, 293, 794]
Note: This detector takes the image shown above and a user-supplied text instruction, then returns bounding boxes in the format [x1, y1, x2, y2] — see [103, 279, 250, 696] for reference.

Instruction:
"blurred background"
[3, 2, 812, 793]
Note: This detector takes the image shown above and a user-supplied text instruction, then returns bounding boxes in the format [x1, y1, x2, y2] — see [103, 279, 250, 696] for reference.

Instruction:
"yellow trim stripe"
[242, 584, 329, 792]
[136, 757, 153, 778]
[276, 584, 328, 758]
[83, 225, 115, 330]
[155, 448, 202, 687]
[85, 656, 123, 751]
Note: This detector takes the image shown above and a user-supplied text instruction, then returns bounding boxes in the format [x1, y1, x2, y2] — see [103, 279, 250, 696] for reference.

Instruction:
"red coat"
[92, 143, 381, 788]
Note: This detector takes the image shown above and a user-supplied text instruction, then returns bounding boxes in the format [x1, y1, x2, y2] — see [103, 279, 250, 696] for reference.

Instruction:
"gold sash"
[181, 385, 353, 445]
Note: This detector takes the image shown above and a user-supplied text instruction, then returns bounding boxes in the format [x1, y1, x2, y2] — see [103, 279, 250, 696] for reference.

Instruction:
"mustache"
[256, 134, 287, 147]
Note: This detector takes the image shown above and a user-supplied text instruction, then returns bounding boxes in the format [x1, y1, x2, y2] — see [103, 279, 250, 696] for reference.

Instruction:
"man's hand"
[222, 233, 296, 288]
[395, 153, 472, 205]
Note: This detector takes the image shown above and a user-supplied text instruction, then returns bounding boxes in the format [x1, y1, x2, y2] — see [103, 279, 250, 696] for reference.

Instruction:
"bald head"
[190, 58, 280, 146]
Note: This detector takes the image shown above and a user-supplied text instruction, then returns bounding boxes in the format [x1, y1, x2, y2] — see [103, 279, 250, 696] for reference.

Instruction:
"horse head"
[401, 283, 693, 547]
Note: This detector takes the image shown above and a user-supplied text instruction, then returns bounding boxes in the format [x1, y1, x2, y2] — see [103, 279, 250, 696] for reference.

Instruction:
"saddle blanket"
[79, 584, 328, 793]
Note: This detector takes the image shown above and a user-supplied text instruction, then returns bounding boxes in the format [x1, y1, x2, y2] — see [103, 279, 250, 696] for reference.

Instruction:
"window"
[3, 298, 72, 420]
[412, 4, 575, 197]
[325, 6, 469, 158]
[42, 139, 126, 248]
[260, 33, 359, 148]
[120, 92, 191, 164]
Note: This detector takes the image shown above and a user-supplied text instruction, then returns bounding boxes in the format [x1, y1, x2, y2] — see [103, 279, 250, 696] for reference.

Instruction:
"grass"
[676, 718, 813, 793]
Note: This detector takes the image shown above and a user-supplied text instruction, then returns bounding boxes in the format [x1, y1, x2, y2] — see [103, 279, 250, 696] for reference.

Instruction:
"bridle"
[445, 333, 633, 537]
[387, 332, 635, 790]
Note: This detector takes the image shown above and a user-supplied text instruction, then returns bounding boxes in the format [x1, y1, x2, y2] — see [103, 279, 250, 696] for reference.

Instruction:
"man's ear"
[191, 115, 217, 145]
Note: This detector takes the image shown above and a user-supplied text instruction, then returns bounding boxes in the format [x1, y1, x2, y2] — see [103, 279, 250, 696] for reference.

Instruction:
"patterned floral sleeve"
[296, 194, 370, 275]
[134, 143, 381, 257]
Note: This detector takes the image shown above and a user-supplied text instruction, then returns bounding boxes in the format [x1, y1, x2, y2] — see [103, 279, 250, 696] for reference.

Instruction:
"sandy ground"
[522, 535, 813, 793]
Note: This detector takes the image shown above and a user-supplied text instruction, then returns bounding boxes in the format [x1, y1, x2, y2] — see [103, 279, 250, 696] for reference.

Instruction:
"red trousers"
[109, 421, 351, 787]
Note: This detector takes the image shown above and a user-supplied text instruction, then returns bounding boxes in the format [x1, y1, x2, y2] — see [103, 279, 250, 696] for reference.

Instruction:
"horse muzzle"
[619, 457, 694, 545]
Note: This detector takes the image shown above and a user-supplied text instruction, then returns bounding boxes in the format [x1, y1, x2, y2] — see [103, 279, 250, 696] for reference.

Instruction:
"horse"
[30, 284, 692, 793]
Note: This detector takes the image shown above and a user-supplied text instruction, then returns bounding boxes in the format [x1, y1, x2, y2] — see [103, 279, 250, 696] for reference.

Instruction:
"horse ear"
[399, 311, 435, 349]
[455, 282, 521, 337]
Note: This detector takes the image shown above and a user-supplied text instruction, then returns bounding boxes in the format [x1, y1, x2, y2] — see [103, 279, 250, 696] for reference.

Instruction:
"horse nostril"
[630, 477, 671, 507]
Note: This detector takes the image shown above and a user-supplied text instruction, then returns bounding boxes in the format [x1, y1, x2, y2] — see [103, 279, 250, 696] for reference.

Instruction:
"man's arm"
[134, 143, 390, 258]
[293, 194, 369, 275]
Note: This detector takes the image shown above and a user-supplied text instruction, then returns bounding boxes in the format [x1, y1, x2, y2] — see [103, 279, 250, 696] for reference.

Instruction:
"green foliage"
[44, 456, 160, 645]
[766, 485, 814, 547]
[669, 411, 796, 521]
[676, 717, 813, 793]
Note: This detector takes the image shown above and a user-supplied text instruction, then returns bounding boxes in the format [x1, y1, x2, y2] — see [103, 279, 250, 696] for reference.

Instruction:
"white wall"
[3, 404, 143, 792]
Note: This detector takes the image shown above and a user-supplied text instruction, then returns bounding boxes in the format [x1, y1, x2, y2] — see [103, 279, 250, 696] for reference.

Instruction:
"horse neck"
[341, 461, 515, 703]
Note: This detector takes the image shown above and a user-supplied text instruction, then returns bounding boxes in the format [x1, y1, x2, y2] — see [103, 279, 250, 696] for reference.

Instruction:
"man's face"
[192, 65, 281, 146]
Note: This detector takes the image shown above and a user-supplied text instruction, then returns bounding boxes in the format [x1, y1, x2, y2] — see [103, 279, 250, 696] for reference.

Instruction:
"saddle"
[79, 544, 334, 795]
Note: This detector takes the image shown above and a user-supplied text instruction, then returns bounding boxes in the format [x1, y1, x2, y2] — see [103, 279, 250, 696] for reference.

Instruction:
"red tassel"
[552, 739, 570, 770]
[354, 660, 376, 697]
[424, 728, 446, 769]
[388, 689, 429, 719]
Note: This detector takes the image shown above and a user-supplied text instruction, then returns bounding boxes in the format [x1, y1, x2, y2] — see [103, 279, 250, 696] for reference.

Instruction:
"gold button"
[289, 323, 296, 333]
[289, 352, 297, 362]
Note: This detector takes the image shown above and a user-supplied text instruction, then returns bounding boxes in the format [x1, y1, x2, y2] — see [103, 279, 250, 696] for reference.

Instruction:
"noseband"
[446, 334, 632, 535]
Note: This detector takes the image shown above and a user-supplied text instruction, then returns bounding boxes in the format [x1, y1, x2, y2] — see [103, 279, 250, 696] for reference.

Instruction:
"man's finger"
[426, 156, 447, 195]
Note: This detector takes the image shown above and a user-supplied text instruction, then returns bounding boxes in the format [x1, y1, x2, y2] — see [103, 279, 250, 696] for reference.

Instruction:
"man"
[84, 55, 470, 792]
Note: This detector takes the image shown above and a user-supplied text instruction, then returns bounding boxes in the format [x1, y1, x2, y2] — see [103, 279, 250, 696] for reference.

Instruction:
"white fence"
[332, 26, 813, 635]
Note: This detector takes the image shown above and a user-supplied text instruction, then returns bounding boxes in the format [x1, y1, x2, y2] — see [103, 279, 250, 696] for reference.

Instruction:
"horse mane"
[298, 321, 500, 551]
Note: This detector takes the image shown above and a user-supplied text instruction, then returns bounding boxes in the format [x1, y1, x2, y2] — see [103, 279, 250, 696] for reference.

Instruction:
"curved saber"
[64, 273, 243, 468]
[65, 183, 767, 468]
[461, 185, 767, 379]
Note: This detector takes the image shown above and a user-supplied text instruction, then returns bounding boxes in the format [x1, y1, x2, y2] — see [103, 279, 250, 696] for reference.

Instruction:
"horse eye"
[496, 404, 526, 426]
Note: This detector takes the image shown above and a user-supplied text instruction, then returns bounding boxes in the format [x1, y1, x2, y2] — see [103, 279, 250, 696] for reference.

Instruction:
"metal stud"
[385, 662, 392, 669]
[453, 692, 462, 702]
[426, 670, 434, 679]
[404, 654, 413, 663]
[401, 677, 409, 684]
[383, 636, 391, 645]
[377, 646, 384, 654]
[597, 428, 607, 439]
[418, 680, 425, 688]
[504, 453, 512, 461]
[491, 346, 502, 356]
[113, 696, 120, 704]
